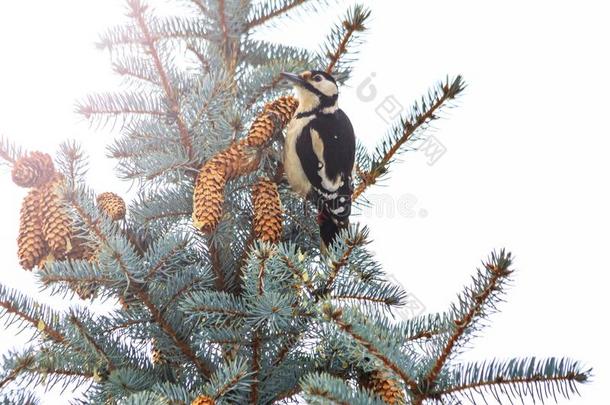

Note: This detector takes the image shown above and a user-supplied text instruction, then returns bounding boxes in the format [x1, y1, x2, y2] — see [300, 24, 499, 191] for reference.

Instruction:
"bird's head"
[281, 70, 338, 113]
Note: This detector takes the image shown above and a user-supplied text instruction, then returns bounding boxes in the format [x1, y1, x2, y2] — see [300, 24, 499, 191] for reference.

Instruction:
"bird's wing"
[295, 123, 324, 193]
[315, 110, 355, 184]
[296, 110, 355, 225]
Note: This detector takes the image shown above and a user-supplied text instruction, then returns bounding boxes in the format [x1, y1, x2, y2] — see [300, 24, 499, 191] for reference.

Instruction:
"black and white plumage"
[281, 70, 356, 248]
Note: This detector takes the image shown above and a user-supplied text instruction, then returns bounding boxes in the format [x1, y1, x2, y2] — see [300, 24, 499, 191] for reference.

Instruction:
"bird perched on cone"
[281, 70, 355, 249]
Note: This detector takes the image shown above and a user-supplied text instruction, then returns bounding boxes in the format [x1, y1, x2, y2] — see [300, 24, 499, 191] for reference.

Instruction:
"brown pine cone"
[192, 97, 297, 234]
[68, 236, 98, 262]
[208, 143, 259, 181]
[192, 163, 227, 233]
[97, 192, 126, 221]
[191, 395, 215, 405]
[244, 96, 298, 147]
[252, 178, 283, 243]
[39, 177, 72, 259]
[213, 97, 298, 180]
[361, 370, 406, 405]
[11, 151, 55, 188]
[17, 188, 48, 270]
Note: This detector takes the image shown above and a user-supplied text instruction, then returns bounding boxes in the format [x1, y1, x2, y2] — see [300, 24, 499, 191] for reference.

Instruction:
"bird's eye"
[313, 75, 323, 82]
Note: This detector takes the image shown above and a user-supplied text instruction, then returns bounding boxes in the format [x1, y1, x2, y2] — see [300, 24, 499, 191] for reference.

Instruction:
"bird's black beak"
[281, 72, 307, 87]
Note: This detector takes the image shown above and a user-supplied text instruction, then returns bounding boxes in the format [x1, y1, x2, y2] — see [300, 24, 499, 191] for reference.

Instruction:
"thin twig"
[353, 80, 462, 200]
[330, 308, 419, 392]
[247, 0, 308, 29]
[131, 5, 194, 161]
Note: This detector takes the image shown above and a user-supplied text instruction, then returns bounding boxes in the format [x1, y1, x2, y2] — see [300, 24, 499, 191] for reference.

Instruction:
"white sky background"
[0, 1, 608, 404]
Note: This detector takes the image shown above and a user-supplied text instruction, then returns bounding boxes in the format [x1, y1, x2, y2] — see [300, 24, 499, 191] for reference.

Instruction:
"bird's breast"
[284, 117, 314, 196]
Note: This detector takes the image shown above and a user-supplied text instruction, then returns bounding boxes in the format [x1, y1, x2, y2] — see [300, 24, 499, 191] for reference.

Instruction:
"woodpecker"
[281, 70, 355, 248]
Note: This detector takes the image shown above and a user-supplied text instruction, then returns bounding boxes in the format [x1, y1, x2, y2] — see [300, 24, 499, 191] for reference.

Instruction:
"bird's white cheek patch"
[316, 80, 338, 97]
[295, 87, 320, 112]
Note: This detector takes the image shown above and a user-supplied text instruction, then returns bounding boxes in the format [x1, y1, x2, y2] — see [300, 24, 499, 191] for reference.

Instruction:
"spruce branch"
[330, 283, 406, 312]
[121, 391, 165, 405]
[249, 244, 273, 404]
[160, 273, 212, 315]
[201, 357, 252, 402]
[69, 314, 117, 372]
[0, 284, 66, 344]
[1, 347, 93, 395]
[65, 186, 213, 377]
[301, 372, 387, 405]
[209, 242, 227, 291]
[421, 250, 514, 396]
[353, 75, 466, 200]
[249, 331, 261, 404]
[130, 185, 193, 231]
[39, 261, 115, 291]
[247, 0, 314, 30]
[217, 0, 229, 45]
[180, 291, 248, 324]
[76, 91, 167, 127]
[278, 246, 315, 293]
[128, 0, 195, 161]
[102, 318, 153, 335]
[240, 39, 312, 68]
[187, 43, 212, 73]
[96, 24, 143, 49]
[0, 353, 34, 390]
[271, 329, 303, 368]
[97, 16, 209, 50]
[318, 226, 369, 296]
[148, 382, 192, 404]
[143, 233, 190, 282]
[401, 313, 452, 342]
[111, 54, 162, 88]
[205, 0, 241, 84]
[321, 303, 419, 392]
[431, 358, 591, 404]
[323, 4, 371, 75]
[0, 388, 38, 405]
[56, 140, 89, 186]
[242, 71, 287, 113]
[138, 290, 213, 377]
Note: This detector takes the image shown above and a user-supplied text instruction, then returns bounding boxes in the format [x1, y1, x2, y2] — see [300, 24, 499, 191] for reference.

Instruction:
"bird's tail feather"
[318, 207, 349, 250]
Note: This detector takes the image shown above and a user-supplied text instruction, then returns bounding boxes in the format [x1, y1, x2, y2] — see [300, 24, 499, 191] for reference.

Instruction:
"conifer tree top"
[0, 1, 591, 404]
